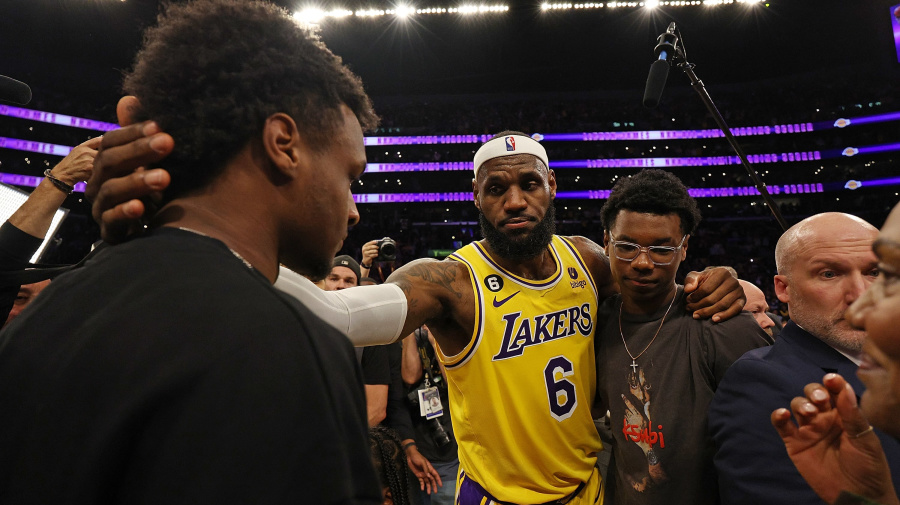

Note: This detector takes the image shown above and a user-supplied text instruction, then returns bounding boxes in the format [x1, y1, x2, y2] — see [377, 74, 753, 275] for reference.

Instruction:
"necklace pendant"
[630, 359, 639, 374]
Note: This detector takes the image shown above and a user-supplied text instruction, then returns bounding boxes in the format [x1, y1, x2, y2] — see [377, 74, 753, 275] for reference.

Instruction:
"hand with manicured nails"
[771, 373, 899, 505]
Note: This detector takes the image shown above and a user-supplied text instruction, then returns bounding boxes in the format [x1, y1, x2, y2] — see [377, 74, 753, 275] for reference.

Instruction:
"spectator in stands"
[595, 169, 771, 505]
[710, 212, 900, 505]
[0, 0, 382, 502]
[738, 279, 777, 337]
[0, 136, 99, 325]
[327, 254, 362, 291]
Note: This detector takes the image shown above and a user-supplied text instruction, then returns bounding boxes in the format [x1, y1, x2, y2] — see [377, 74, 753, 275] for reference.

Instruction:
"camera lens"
[428, 418, 451, 447]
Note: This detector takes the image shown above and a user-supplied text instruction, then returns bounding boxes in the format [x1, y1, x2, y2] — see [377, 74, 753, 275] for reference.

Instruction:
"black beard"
[479, 204, 556, 260]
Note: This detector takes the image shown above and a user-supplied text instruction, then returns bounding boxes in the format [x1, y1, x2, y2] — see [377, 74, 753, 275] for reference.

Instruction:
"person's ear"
[261, 113, 303, 181]
[548, 168, 557, 199]
[774, 274, 790, 303]
[472, 177, 481, 211]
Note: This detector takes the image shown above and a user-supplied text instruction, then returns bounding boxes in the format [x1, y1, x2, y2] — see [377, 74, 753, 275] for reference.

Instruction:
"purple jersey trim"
[472, 241, 563, 290]
[444, 253, 484, 369]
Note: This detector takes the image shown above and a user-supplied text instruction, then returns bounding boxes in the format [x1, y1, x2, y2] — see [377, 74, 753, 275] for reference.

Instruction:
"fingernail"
[803, 403, 817, 414]
[824, 373, 838, 382]
[124, 201, 141, 217]
[149, 135, 168, 153]
[143, 121, 160, 135]
[145, 170, 164, 186]
[811, 389, 827, 402]
[846, 383, 858, 407]
[712, 315, 720, 323]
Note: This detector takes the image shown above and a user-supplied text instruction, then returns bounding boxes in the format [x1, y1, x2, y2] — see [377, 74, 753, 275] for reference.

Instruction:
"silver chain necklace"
[619, 286, 679, 374]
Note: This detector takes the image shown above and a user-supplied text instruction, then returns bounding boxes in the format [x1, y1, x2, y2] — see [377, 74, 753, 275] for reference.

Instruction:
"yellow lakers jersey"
[440, 236, 603, 503]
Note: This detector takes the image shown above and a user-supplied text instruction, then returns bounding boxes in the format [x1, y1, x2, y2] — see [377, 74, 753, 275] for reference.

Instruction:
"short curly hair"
[600, 169, 701, 235]
[124, 0, 378, 199]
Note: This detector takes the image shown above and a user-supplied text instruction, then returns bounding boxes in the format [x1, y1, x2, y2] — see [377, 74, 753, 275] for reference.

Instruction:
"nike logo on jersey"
[492, 291, 521, 308]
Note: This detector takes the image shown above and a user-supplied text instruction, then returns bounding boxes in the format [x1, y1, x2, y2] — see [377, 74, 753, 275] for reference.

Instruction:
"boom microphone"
[0, 75, 32, 105]
[642, 22, 678, 108]
[642, 60, 670, 109]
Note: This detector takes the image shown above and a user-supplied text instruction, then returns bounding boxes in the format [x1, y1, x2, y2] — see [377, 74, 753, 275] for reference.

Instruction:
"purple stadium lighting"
[0, 173, 889, 200]
[1, 105, 898, 144]
[0, 105, 118, 132]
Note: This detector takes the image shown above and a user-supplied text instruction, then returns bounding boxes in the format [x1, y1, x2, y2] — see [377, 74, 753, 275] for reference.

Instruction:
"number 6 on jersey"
[544, 356, 577, 421]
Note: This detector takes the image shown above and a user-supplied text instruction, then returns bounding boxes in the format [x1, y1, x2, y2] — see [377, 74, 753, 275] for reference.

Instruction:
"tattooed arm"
[386, 258, 476, 357]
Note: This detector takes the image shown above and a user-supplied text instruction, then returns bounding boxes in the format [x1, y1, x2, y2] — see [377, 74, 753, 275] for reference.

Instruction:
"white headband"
[472, 135, 549, 177]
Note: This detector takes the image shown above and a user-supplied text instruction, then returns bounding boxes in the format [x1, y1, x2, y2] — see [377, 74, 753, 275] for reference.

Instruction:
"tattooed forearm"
[391, 260, 464, 302]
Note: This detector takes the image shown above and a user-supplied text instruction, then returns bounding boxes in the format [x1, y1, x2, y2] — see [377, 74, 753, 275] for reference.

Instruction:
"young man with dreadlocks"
[594, 169, 772, 505]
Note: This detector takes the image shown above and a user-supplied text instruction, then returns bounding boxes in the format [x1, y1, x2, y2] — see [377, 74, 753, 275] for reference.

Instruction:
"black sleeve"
[0, 222, 44, 323]
[709, 358, 828, 505]
[360, 344, 392, 386]
[383, 341, 415, 441]
[703, 312, 774, 385]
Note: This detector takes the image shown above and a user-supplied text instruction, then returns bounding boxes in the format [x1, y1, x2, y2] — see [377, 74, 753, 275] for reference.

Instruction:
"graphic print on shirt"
[621, 363, 669, 492]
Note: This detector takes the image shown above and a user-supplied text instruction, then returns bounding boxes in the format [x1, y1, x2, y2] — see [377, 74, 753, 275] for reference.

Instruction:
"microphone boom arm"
[663, 26, 789, 231]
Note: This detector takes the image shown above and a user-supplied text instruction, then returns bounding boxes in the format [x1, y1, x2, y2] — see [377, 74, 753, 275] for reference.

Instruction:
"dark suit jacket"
[709, 321, 900, 505]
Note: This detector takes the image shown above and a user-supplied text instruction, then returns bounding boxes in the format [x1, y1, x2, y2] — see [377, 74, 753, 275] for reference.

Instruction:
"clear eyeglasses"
[609, 235, 686, 266]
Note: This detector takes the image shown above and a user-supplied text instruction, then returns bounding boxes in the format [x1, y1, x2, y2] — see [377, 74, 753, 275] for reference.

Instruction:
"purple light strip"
[847, 111, 900, 126]
[0, 137, 73, 157]
[367, 150, 823, 171]
[859, 176, 900, 187]
[364, 124, 815, 145]
[857, 142, 900, 155]
[5, 135, 899, 172]
[0, 172, 889, 200]
[352, 184, 830, 203]
[0, 105, 118, 132]
[1, 105, 896, 144]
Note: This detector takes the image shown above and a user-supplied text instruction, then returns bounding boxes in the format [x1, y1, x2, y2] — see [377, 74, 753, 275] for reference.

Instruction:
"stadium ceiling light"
[394, 5, 415, 18]
[294, 8, 325, 23]
[643, 0, 660, 8]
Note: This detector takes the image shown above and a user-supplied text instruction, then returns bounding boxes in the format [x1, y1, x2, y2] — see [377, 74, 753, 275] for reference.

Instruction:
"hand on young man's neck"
[151, 153, 282, 283]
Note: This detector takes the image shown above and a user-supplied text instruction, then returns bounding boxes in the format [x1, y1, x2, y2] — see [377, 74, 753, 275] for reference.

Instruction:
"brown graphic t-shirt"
[595, 285, 771, 505]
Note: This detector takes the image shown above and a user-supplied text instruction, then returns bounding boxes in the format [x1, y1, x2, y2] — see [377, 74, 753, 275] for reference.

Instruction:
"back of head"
[600, 169, 701, 235]
[368, 426, 411, 505]
[775, 212, 878, 277]
[124, 0, 377, 200]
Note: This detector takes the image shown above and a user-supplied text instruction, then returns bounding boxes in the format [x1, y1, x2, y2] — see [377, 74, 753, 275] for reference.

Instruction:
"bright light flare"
[394, 5, 415, 18]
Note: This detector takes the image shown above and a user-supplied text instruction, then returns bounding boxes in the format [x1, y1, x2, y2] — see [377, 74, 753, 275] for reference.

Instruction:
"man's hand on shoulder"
[684, 266, 745, 322]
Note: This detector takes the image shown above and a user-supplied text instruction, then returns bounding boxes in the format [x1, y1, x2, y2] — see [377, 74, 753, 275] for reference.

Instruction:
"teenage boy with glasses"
[594, 169, 773, 505]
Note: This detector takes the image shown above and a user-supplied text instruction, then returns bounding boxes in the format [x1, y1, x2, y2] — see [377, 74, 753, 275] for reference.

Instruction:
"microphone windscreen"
[0, 75, 32, 105]
[642, 60, 669, 109]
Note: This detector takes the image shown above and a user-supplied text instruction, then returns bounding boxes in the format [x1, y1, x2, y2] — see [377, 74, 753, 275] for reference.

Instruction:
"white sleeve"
[273, 266, 408, 346]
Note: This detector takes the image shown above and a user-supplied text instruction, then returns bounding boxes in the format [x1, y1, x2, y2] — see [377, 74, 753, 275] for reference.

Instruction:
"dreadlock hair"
[600, 169, 702, 235]
[368, 426, 411, 505]
[123, 0, 378, 201]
